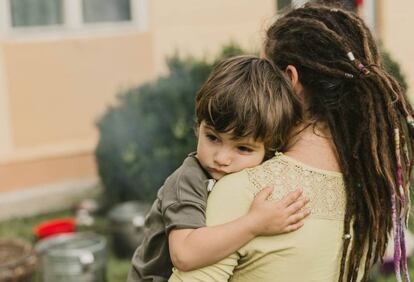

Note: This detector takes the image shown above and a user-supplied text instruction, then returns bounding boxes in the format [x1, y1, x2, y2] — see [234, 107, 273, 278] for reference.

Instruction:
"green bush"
[381, 48, 408, 94]
[95, 44, 245, 206]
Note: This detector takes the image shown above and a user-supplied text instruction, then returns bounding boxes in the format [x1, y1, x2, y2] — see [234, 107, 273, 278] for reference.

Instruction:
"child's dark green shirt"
[127, 152, 213, 282]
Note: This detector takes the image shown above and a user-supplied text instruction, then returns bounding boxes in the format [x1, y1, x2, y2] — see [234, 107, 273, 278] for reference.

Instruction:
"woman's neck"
[284, 122, 342, 173]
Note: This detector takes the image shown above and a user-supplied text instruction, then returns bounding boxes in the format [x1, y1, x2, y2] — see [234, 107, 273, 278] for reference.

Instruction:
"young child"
[127, 55, 309, 282]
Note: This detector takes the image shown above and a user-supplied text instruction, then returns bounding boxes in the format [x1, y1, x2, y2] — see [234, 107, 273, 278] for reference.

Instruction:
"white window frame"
[275, 0, 377, 35]
[0, 0, 148, 40]
[292, 0, 308, 8]
[362, 0, 376, 34]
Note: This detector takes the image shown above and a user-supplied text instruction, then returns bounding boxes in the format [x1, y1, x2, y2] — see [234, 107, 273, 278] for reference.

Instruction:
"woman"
[170, 3, 413, 281]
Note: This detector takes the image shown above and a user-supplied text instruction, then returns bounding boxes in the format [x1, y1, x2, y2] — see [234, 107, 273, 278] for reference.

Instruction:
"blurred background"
[0, 0, 413, 281]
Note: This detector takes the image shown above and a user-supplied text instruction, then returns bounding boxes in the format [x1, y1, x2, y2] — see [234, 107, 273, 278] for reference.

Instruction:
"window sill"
[2, 21, 147, 42]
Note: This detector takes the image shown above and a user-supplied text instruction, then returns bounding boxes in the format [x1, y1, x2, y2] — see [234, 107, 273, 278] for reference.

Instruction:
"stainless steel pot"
[35, 232, 106, 282]
[108, 201, 151, 257]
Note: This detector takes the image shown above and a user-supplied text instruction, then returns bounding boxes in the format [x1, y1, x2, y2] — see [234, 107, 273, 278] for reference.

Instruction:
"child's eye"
[238, 146, 254, 153]
[206, 134, 219, 142]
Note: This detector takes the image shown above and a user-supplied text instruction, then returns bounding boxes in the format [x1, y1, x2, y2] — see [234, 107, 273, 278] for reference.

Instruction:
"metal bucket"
[35, 232, 106, 282]
[108, 201, 151, 257]
[0, 239, 37, 282]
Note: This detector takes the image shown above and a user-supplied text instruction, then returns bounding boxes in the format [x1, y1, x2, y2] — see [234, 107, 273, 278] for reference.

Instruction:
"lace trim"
[246, 152, 346, 220]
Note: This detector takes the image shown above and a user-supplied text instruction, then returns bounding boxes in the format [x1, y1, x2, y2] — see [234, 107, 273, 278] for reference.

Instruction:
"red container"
[34, 218, 76, 240]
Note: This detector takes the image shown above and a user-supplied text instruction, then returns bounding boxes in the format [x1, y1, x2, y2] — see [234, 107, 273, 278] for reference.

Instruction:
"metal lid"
[108, 201, 151, 223]
[35, 232, 106, 258]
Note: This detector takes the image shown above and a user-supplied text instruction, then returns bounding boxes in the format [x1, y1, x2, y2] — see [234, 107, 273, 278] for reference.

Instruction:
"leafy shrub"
[95, 45, 244, 206]
[381, 48, 408, 94]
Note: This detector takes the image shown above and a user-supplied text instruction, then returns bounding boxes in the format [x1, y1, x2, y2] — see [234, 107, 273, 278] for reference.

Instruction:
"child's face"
[196, 121, 265, 180]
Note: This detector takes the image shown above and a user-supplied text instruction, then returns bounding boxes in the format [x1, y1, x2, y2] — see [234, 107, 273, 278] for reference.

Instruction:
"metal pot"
[108, 201, 151, 257]
[35, 232, 106, 282]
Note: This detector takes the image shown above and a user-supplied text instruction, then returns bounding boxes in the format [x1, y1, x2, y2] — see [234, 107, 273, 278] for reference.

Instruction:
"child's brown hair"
[195, 55, 302, 159]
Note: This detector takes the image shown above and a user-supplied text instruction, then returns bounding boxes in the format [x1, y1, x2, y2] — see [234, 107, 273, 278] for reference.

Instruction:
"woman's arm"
[168, 187, 308, 271]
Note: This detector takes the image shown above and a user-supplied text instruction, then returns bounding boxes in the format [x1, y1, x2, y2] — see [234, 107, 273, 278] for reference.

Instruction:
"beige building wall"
[0, 32, 155, 193]
[0, 1, 278, 218]
[150, 0, 276, 73]
[379, 0, 414, 100]
[5, 33, 154, 151]
[0, 44, 12, 159]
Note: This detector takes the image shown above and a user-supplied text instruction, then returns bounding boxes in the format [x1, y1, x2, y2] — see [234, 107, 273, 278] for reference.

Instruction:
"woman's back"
[170, 152, 361, 281]
[231, 153, 346, 281]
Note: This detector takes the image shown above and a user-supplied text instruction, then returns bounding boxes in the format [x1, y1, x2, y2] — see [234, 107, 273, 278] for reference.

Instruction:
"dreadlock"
[265, 3, 414, 281]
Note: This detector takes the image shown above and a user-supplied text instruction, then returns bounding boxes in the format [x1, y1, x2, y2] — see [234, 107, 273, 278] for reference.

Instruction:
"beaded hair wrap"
[346, 51, 371, 76]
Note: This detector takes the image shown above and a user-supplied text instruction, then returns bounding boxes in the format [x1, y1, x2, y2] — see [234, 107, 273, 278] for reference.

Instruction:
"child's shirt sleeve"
[169, 171, 252, 281]
[159, 155, 211, 234]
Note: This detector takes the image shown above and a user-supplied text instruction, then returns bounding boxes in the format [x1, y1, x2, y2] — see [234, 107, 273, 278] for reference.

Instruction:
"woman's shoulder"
[245, 152, 344, 187]
[211, 169, 252, 195]
[248, 151, 342, 174]
[206, 170, 254, 226]
[246, 152, 346, 220]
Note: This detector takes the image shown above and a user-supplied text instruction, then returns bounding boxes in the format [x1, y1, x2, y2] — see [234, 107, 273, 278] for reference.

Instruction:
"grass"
[0, 210, 413, 282]
[375, 261, 414, 282]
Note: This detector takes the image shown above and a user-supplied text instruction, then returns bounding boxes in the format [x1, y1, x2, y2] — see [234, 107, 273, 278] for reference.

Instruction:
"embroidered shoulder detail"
[246, 153, 346, 220]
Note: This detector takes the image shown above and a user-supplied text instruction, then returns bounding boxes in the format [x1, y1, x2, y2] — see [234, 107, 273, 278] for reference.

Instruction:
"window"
[275, 0, 377, 34]
[277, 0, 291, 12]
[83, 0, 131, 23]
[0, 0, 147, 36]
[277, 0, 361, 13]
[277, 0, 308, 13]
[362, 0, 376, 32]
[10, 0, 63, 27]
[338, 0, 358, 11]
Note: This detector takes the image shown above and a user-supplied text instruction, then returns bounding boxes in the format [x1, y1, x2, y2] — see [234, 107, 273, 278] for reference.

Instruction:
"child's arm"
[168, 187, 309, 271]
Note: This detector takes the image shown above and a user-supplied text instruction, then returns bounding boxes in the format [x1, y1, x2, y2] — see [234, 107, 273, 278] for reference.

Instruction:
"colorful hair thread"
[394, 128, 410, 282]
[390, 188, 402, 282]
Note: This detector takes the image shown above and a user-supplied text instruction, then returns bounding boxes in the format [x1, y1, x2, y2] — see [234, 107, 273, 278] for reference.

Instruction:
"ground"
[0, 210, 412, 282]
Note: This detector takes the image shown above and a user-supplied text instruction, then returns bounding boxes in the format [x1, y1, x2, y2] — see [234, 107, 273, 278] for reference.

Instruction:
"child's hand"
[247, 187, 310, 236]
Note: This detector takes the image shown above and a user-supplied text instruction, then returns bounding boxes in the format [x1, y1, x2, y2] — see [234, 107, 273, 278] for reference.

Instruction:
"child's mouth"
[209, 168, 227, 175]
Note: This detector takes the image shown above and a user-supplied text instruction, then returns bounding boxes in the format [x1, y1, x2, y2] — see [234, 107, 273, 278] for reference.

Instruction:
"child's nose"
[214, 149, 232, 166]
